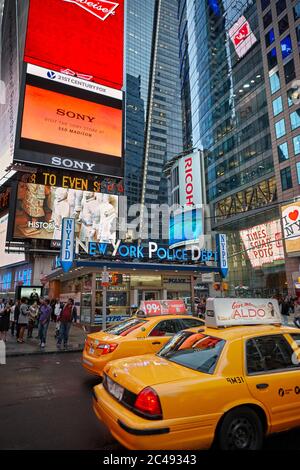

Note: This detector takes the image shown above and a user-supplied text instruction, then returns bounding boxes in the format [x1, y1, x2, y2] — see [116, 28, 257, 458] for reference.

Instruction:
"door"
[144, 291, 159, 301]
[244, 334, 300, 432]
[143, 318, 183, 353]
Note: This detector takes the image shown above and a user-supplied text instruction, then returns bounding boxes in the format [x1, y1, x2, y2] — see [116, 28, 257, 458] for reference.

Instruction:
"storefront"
[46, 261, 220, 326]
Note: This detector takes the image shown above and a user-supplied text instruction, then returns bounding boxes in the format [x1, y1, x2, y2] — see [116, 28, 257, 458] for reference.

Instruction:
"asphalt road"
[1, 352, 300, 450]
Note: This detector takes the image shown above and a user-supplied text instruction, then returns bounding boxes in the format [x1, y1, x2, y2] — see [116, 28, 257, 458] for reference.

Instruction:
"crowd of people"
[0, 296, 77, 349]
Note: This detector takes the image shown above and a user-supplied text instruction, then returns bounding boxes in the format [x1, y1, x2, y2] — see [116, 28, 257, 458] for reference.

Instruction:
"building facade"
[179, 0, 289, 296]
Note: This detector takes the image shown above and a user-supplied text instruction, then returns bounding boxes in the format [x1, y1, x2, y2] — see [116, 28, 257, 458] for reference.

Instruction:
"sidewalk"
[5, 322, 87, 357]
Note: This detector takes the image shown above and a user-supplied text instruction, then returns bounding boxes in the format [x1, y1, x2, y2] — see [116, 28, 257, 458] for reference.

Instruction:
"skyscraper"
[180, 0, 287, 296]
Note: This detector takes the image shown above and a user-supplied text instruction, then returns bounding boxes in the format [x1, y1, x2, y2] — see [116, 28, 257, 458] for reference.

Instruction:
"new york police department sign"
[60, 218, 75, 273]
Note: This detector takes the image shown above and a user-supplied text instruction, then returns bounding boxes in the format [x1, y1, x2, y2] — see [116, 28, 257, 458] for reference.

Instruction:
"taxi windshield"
[104, 318, 147, 336]
[158, 331, 225, 374]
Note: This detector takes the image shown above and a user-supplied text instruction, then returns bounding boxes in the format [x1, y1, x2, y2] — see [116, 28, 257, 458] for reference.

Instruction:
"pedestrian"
[54, 299, 62, 339]
[18, 298, 29, 343]
[10, 301, 16, 336]
[0, 300, 12, 342]
[27, 301, 39, 338]
[57, 298, 77, 349]
[293, 299, 300, 328]
[38, 298, 51, 348]
[281, 297, 290, 326]
[50, 298, 56, 322]
[14, 300, 21, 339]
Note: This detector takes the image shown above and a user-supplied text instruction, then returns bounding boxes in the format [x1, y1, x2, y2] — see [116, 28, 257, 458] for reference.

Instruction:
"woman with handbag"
[18, 298, 29, 343]
[0, 300, 12, 342]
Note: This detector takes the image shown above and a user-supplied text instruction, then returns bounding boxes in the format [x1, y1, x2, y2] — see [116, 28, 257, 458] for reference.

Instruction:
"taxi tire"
[218, 406, 263, 450]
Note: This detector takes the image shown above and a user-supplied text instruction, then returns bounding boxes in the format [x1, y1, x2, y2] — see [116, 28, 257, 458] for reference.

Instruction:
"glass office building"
[125, 0, 183, 212]
[179, 0, 287, 296]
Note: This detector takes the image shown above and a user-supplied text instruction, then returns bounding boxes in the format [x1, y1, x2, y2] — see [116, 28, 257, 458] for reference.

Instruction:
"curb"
[6, 344, 84, 358]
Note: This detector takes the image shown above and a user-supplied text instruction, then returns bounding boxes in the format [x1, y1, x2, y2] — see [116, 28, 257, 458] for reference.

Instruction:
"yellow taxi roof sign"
[137, 300, 187, 317]
[205, 298, 282, 328]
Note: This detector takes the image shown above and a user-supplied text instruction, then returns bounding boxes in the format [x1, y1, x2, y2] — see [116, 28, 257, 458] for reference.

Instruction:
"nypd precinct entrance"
[46, 236, 228, 328]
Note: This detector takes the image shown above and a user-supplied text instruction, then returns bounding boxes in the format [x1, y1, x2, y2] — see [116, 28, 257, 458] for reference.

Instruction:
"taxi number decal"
[226, 376, 244, 384]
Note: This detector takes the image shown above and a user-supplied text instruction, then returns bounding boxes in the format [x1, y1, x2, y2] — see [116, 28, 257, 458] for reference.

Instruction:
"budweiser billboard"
[24, 0, 124, 89]
[240, 220, 285, 268]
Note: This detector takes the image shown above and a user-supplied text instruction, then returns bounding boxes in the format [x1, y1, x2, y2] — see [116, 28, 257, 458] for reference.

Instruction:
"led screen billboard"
[229, 16, 257, 59]
[169, 208, 203, 250]
[13, 182, 118, 243]
[0, 215, 25, 267]
[24, 0, 124, 90]
[281, 202, 300, 255]
[240, 220, 285, 268]
[21, 84, 122, 156]
[14, 71, 123, 177]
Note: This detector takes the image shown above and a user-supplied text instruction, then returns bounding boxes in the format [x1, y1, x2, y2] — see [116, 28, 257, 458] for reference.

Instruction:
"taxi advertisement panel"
[139, 300, 187, 316]
[205, 297, 281, 327]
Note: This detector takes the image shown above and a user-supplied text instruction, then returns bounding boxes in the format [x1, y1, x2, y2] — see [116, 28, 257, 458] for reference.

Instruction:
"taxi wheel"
[218, 407, 263, 450]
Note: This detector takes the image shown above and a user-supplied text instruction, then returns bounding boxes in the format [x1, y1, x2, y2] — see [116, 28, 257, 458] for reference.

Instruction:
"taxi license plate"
[106, 376, 124, 401]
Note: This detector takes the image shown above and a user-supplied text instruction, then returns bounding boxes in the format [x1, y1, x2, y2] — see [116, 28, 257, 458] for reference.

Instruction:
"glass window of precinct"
[275, 118, 286, 138]
[280, 166, 293, 190]
[272, 96, 283, 116]
[290, 109, 300, 130]
[278, 142, 289, 162]
[293, 135, 300, 155]
[269, 71, 280, 94]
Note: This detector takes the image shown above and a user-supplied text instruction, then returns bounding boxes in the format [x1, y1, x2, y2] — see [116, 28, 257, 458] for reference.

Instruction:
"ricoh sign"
[178, 151, 202, 207]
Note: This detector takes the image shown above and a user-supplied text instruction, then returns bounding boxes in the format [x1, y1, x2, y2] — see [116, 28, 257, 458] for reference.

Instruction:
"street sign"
[101, 270, 110, 286]
[217, 233, 228, 278]
[60, 218, 75, 273]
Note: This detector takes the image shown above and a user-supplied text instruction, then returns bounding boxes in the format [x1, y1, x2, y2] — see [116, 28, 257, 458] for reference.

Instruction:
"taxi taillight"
[134, 387, 162, 419]
[96, 343, 118, 355]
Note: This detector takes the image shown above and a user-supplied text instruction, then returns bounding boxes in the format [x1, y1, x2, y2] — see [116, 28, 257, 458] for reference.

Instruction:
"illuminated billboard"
[13, 183, 118, 243]
[21, 84, 122, 156]
[229, 16, 257, 59]
[281, 202, 300, 255]
[24, 0, 124, 90]
[14, 71, 123, 177]
[169, 207, 203, 250]
[0, 215, 25, 267]
[240, 220, 285, 268]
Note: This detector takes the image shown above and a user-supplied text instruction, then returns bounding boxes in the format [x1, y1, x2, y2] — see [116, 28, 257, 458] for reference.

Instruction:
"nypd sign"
[60, 218, 75, 272]
[217, 234, 228, 278]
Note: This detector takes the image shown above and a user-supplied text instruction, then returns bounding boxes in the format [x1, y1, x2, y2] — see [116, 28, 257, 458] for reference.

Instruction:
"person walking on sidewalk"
[14, 300, 21, 339]
[38, 298, 51, 348]
[0, 300, 12, 342]
[18, 298, 29, 343]
[57, 298, 77, 350]
[27, 301, 39, 339]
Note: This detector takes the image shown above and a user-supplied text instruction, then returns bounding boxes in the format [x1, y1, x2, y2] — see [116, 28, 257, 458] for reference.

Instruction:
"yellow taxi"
[82, 300, 204, 376]
[93, 297, 300, 450]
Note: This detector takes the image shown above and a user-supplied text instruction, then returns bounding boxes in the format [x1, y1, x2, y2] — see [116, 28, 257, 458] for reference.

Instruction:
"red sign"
[24, 0, 124, 89]
[233, 22, 250, 46]
[140, 300, 187, 316]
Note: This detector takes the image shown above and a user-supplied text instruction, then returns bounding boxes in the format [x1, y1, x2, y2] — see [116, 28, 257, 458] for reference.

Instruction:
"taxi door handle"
[256, 383, 269, 390]
[152, 341, 161, 345]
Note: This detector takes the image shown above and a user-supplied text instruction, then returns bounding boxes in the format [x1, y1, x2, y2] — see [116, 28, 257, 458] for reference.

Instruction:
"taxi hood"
[104, 354, 201, 394]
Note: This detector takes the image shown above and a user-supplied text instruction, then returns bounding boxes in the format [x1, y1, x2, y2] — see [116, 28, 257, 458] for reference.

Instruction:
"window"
[293, 135, 300, 155]
[104, 318, 147, 335]
[280, 35, 292, 59]
[149, 319, 182, 337]
[276, 0, 286, 16]
[267, 47, 277, 70]
[246, 335, 297, 374]
[275, 118, 286, 138]
[297, 162, 300, 184]
[263, 10, 272, 29]
[294, 1, 300, 20]
[290, 109, 300, 130]
[278, 142, 289, 162]
[261, 0, 270, 10]
[265, 28, 275, 47]
[281, 166, 293, 190]
[180, 318, 205, 329]
[284, 59, 296, 84]
[278, 15, 289, 35]
[158, 330, 225, 374]
[297, 24, 300, 48]
[287, 88, 299, 107]
[269, 71, 281, 94]
[272, 96, 283, 116]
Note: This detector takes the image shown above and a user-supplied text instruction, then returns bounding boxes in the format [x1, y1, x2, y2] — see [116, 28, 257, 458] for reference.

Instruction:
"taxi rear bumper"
[93, 385, 216, 450]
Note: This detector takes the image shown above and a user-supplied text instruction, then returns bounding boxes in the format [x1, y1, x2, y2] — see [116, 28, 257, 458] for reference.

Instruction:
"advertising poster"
[169, 207, 203, 249]
[229, 16, 257, 59]
[20, 84, 122, 158]
[206, 298, 281, 327]
[240, 220, 285, 268]
[0, 214, 25, 267]
[24, 0, 124, 90]
[13, 182, 118, 243]
[139, 300, 187, 316]
[281, 202, 300, 255]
